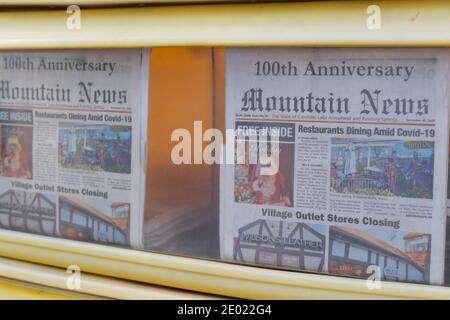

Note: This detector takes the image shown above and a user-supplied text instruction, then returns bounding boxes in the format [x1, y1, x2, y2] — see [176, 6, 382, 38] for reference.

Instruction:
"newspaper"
[0, 49, 150, 248]
[221, 48, 450, 285]
[442, 97, 450, 285]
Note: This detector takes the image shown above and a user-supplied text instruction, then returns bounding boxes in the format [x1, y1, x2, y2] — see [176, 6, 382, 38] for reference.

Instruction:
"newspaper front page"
[0, 49, 150, 248]
[221, 48, 450, 285]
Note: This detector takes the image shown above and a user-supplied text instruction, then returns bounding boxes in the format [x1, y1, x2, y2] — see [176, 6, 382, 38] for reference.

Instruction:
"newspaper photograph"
[221, 48, 450, 285]
[0, 49, 150, 248]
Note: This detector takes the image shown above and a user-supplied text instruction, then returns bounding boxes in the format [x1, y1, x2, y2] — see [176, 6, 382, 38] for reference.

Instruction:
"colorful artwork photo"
[234, 141, 294, 207]
[330, 139, 434, 199]
[0, 125, 33, 180]
[58, 123, 132, 174]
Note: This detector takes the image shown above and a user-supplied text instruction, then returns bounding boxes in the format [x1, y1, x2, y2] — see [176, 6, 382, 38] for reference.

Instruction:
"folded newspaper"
[221, 48, 450, 285]
[0, 49, 150, 248]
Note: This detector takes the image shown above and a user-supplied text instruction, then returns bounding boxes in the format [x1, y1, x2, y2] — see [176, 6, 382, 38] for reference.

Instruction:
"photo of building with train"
[58, 195, 130, 246]
[0, 186, 129, 246]
[329, 226, 430, 283]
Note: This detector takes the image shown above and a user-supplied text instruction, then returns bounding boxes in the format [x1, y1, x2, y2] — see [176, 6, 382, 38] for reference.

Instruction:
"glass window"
[26, 219, 41, 233]
[114, 230, 127, 245]
[42, 220, 55, 235]
[0, 213, 9, 227]
[304, 256, 323, 272]
[258, 252, 277, 265]
[370, 252, 377, 265]
[415, 243, 428, 252]
[0, 46, 447, 291]
[107, 225, 113, 241]
[407, 265, 425, 283]
[378, 255, 385, 268]
[398, 262, 407, 281]
[281, 255, 300, 268]
[331, 240, 346, 257]
[97, 222, 108, 241]
[348, 245, 369, 263]
[11, 216, 25, 229]
[386, 257, 397, 268]
[60, 208, 71, 222]
[72, 212, 87, 227]
[99, 222, 107, 233]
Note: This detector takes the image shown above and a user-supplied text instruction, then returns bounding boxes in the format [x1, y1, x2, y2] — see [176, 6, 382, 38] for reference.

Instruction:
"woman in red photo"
[249, 158, 292, 207]
[3, 133, 32, 179]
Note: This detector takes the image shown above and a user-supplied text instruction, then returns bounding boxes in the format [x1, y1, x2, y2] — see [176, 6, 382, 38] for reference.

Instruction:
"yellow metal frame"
[0, 0, 236, 6]
[0, 277, 82, 299]
[0, 0, 449, 299]
[1, 229, 450, 299]
[0, 255, 220, 299]
[0, 1, 449, 49]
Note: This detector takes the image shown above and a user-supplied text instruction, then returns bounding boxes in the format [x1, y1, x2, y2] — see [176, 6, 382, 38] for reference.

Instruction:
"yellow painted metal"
[0, 0, 239, 8]
[0, 0, 236, 6]
[0, 277, 80, 299]
[0, 256, 220, 299]
[0, 229, 449, 299]
[0, 1, 448, 48]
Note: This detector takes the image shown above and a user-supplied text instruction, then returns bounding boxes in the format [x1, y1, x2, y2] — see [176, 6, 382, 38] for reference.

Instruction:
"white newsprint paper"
[221, 48, 450, 285]
[0, 49, 150, 249]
